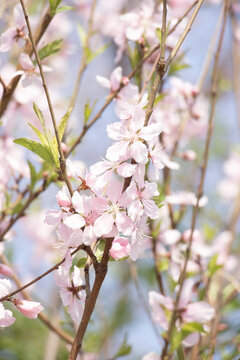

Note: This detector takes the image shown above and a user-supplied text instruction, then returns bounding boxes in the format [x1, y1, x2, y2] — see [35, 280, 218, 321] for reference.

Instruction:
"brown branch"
[144, 0, 167, 126]
[161, 1, 229, 358]
[0, 245, 85, 302]
[69, 0, 97, 109]
[68, 237, 114, 360]
[19, 0, 73, 197]
[0, 254, 74, 345]
[0, 6, 54, 117]
[129, 260, 163, 343]
[0, 178, 48, 241]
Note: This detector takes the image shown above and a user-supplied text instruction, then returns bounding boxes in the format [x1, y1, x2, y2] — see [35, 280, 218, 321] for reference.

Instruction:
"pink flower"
[130, 216, 151, 260]
[63, 191, 86, 230]
[54, 252, 86, 323]
[13, 299, 43, 319]
[166, 192, 208, 207]
[93, 180, 133, 237]
[0, 264, 13, 277]
[142, 352, 159, 360]
[0, 303, 15, 328]
[0, 279, 15, 327]
[14, 53, 51, 87]
[110, 237, 130, 260]
[0, 5, 26, 52]
[106, 109, 163, 164]
[56, 185, 72, 208]
[96, 67, 123, 92]
[90, 158, 137, 188]
[149, 279, 215, 347]
[127, 180, 159, 220]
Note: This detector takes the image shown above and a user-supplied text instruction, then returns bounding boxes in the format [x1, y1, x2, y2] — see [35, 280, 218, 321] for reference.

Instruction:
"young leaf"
[14, 138, 55, 167]
[207, 254, 223, 277]
[33, 102, 45, 126]
[27, 160, 37, 191]
[56, 5, 73, 13]
[86, 43, 109, 64]
[77, 258, 87, 268]
[58, 106, 73, 141]
[181, 322, 206, 339]
[84, 100, 96, 125]
[113, 334, 131, 358]
[49, 0, 62, 14]
[38, 39, 63, 61]
[77, 23, 87, 47]
[28, 123, 48, 147]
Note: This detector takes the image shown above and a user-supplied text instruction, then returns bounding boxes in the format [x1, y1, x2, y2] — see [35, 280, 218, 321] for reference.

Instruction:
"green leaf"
[154, 93, 166, 106]
[84, 100, 96, 125]
[158, 258, 169, 272]
[27, 160, 37, 191]
[14, 138, 55, 167]
[33, 102, 45, 125]
[181, 322, 206, 339]
[76, 258, 87, 268]
[38, 39, 63, 61]
[77, 23, 87, 47]
[86, 43, 109, 64]
[156, 28, 162, 43]
[58, 107, 73, 140]
[49, 0, 62, 14]
[33, 103, 59, 167]
[95, 239, 106, 262]
[56, 5, 73, 13]
[12, 202, 24, 215]
[28, 123, 48, 147]
[113, 334, 131, 358]
[207, 254, 223, 277]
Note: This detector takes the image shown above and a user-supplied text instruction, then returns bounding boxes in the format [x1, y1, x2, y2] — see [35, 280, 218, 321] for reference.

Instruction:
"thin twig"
[0, 245, 85, 302]
[68, 237, 114, 360]
[0, 254, 74, 344]
[161, 1, 229, 358]
[129, 260, 163, 343]
[144, 0, 167, 126]
[69, 0, 97, 109]
[19, 0, 73, 197]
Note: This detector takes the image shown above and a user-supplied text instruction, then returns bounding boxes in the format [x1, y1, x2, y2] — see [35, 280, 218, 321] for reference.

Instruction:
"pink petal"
[183, 301, 215, 323]
[117, 163, 137, 177]
[110, 66, 122, 91]
[0, 304, 15, 327]
[93, 213, 114, 237]
[130, 141, 148, 164]
[96, 75, 111, 89]
[64, 214, 85, 230]
[15, 300, 43, 319]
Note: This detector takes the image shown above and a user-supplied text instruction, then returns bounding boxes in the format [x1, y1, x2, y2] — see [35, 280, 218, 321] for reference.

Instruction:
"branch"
[69, 0, 97, 109]
[0, 245, 84, 302]
[19, 0, 73, 197]
[161, 1, 230, 358]
[0, 254, 74, 345]
[144, 0, 167, 126]
[68, 238, 114, 360]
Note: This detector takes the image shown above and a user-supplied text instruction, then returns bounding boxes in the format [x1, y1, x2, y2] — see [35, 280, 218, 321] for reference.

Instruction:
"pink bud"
[61, 142, 68, 153]
[178, 150, 196, 161]
[13, 299, 43, 319]
[110, 237, 130, 260]
[56, 190, 71, 208]
[122, 77, 129, 86]
[0, 264, 13, 277]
